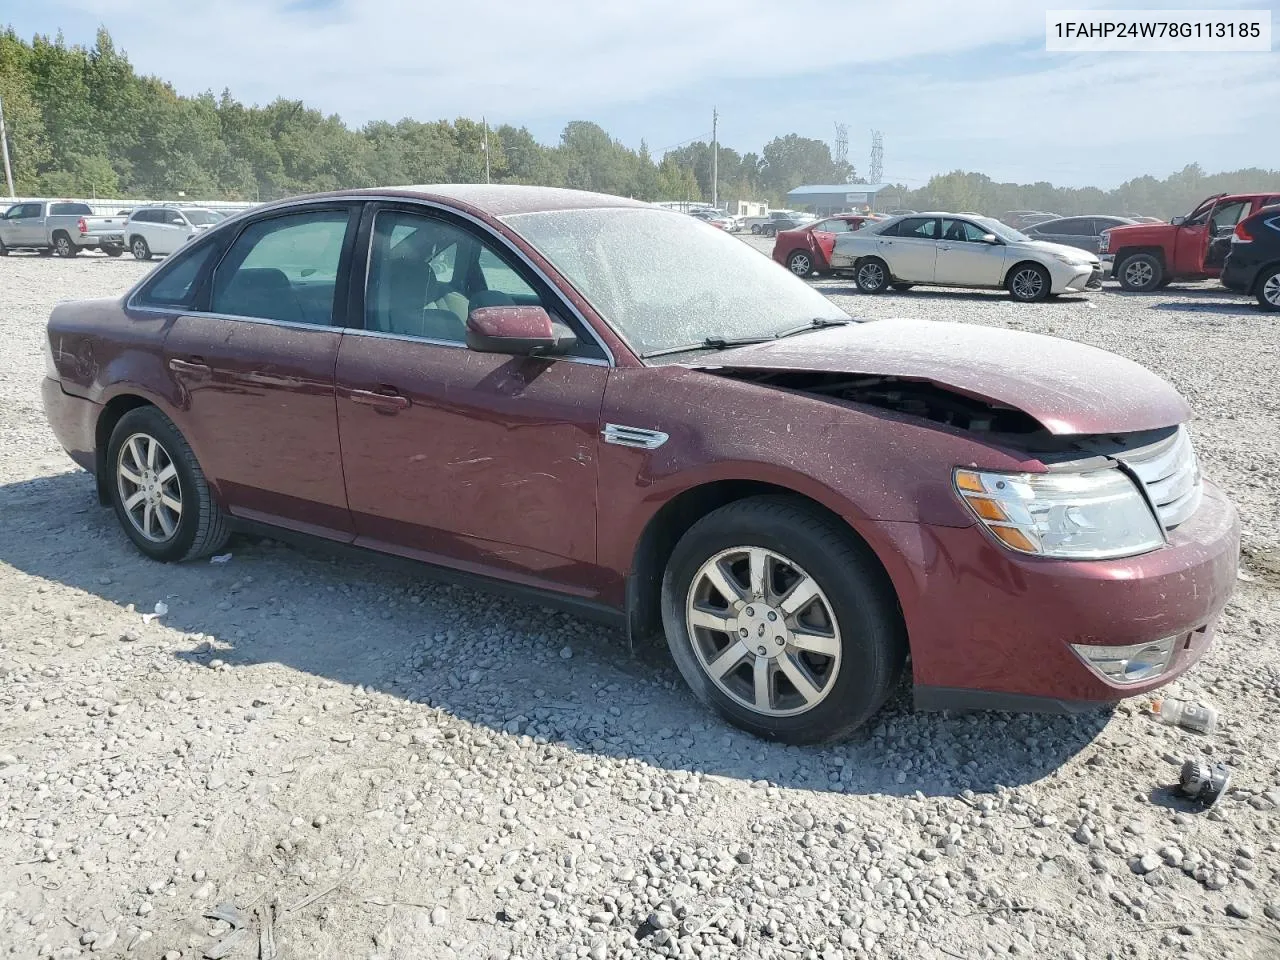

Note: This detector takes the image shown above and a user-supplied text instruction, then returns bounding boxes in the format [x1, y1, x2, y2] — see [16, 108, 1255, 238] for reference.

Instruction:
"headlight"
[954, 468, 1165, 559]
[1051, 252, 1089, 266]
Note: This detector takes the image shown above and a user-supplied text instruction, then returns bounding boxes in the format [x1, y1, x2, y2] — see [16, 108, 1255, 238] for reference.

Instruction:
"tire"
[1116, 253, 1162, 292]
[39, 246, 54, 257]
[0, 237, 7, 256]
[750, 224, 761, 235]
[1007, 262, 1051, 302]
[131, 236, 152, 261]
[102, 245, 124, 258]
[890, 282, 914, 291]
[786, 250, 814, 277]
[106, 406, 230, 562]
[660, 496, 906, 744]
[854, 257, 890, 294]
[1256, 266, 1280, 313]
[53, 232, 78, 258]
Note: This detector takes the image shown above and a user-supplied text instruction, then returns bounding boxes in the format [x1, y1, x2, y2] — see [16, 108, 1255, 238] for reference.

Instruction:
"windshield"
[182, 209, 221, 225]
[979, 218, 1032, 242]
[505, 207, 849, 357]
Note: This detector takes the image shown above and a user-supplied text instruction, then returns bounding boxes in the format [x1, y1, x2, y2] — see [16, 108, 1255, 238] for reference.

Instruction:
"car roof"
[268, 184, 652, 218]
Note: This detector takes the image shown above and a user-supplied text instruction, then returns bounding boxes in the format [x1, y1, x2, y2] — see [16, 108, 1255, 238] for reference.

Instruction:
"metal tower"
[869, 130, 883, 184]
[833, 122, 849, 166]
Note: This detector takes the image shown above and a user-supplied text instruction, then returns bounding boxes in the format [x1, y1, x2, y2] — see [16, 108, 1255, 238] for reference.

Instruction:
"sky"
[1, 0, 1277, 188]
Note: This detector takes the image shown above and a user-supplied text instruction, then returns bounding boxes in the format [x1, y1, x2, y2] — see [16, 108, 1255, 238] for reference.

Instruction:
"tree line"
[2, 27, 1277, 218]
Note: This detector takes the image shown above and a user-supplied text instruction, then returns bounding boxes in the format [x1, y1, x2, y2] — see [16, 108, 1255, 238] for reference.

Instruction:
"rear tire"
[787, 250, 814, 277]
[1116, 253, 1162, 292]
[750, 224, 761, 235]
[106, 406, 230, 563]
[131, 236, 152, 261]
[53, 232, 78, 258]
[1256, 266, 1280, 313]
[102, 245, 124, 258]
[855, 258, 891, 294]
[1007, 263, 1051, 302]
[660, 496, 906, 744]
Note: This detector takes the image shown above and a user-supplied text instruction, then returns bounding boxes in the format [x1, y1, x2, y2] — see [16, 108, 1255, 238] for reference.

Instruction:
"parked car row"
[1, 200, 241, 259]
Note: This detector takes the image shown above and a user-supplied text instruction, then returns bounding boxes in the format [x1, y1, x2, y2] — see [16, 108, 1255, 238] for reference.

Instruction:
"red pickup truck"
[1104, 192, 1280, 291]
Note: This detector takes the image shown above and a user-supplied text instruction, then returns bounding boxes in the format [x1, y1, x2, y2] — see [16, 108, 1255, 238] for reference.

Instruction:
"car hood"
[691, 318, 1189, 435]
[1014, 239, 1099, 262]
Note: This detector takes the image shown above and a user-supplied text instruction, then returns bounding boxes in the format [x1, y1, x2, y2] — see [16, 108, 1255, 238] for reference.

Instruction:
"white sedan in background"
[829, 213, 1103, 302]
[124, 206, 224, 260]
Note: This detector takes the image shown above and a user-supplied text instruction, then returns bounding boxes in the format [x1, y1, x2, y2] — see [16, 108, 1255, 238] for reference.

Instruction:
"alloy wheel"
[56, 236, 72, 256]
[857, 262, 885, 290]
[788, 253, 812, 276]
[1123, 260, 1154, 289]
[1012, 267, 1045, 300]
[1263, 273, 1280, 308]
[685, 547, 842, 717]
[116, 433, 183, 543]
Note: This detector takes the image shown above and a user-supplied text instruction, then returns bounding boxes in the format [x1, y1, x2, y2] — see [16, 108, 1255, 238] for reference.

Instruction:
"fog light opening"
[1070, 636, 1178, 685]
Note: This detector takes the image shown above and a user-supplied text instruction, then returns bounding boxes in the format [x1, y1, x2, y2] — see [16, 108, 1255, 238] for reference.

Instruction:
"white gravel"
[1, 250, 1278, 960]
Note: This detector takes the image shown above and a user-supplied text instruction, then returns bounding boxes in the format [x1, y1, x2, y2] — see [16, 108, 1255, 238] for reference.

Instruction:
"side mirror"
[1171, 215, 1186, 226]
[981, 233, 1000, 244]
[466, 305, 577, 357]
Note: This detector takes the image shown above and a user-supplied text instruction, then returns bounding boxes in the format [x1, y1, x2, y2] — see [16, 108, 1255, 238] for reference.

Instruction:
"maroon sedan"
[772, 214, 880, 277]
[42, 186, 1238, 743]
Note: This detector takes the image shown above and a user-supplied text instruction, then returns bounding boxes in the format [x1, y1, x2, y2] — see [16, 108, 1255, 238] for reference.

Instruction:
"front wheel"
[750, 224, 761, 235]
[1257, 266, 1280, 312]
[131, 236, 152, 261]
[855, 258, 891, 294]
[787, 250, 814, 277]
[1008, 263, 1051, 302]
[660, 496, 906, 744]
[1116, 253, 1162, 292]
[106, 406, 230, 562]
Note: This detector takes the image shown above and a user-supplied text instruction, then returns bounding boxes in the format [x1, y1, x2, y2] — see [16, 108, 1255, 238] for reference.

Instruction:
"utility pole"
[482, 116, 491, 184]
[711, 107, 718, 209]
[0, 95, 16, 198]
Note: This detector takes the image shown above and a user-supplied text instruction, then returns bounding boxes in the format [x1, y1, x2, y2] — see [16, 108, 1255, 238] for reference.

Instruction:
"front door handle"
[350, 388, 410, 412]
[168, 357, 211, 377]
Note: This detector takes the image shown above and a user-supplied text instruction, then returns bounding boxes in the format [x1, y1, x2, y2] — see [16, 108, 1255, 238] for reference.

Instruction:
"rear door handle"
[350, 388, 410, 412]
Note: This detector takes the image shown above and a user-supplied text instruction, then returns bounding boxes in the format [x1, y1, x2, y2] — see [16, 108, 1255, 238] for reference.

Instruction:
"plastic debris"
[1149, 697, 1218, 735]
[210, 553, 233, 565]
[141, 601, 169, 624]
[1178, 757, 1232, 807]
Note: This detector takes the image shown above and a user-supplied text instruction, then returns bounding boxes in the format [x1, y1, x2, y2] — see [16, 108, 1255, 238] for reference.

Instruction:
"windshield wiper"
[643, 318, 852, 358]
[773, 317, 851, 339]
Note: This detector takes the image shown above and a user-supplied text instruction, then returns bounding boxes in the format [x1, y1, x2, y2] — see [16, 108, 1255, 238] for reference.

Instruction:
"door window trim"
[345, 199, 614, 367]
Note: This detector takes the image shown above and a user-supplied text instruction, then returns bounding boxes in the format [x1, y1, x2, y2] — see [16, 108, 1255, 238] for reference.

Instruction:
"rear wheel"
[787, 250, 814, 277]
[102, 245, 124, 258]
[106, 406, 230, 562]
[53, 232, 78, 258]
[131, 236, 152, 261]
[661, 496, 906, 744]
[855, 258, 890, 294]
[750, 224, 761, 235]
[1116, 253, 1162, 292]
[1008, 263, 1051, 302]
[1257, 266, 1280, 312]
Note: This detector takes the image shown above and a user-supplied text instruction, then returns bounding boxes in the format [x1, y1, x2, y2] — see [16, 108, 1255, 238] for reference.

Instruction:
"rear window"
[50, 203, 93, 216]
[135, 243, 220, 308]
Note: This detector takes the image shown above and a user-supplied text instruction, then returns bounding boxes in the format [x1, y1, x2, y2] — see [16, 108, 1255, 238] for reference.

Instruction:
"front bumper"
[872, 481, 1239, 710]
[1052, 261, 1104, 293]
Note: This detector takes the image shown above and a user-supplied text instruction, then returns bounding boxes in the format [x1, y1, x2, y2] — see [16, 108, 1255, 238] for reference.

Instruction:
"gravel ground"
[1, 250, 1279, 960]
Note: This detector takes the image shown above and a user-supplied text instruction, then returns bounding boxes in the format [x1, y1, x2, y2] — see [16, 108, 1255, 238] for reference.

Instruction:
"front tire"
[1116, 253, 1162, 292]
[102, 245, 124, 258]
[106, 407, 230, 562]
[660, 496, 906, 744]
[750, 224, 761, 235]
[855, 257, 891, 294]
[787, 250, 814, 277]
[1257, 266, 1280, 313]
[131, 236, 152, 261]
[1008, 263, 1051, 302]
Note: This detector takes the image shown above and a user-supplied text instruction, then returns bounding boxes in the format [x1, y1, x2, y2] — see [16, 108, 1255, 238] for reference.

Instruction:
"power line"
[657, 131, 713, 154]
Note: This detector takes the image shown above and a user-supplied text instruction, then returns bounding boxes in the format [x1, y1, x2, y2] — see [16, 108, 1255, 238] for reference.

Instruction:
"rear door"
[934, 218, 1008, 286]
[878, 216, 939, 281]
[809, 218, 850, 268]
[159, 203, 360, 538]
[333, 202, 609, 596]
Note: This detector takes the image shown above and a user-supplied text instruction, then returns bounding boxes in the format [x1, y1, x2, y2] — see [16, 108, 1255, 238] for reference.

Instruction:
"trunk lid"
[690, 318, 1189, 435]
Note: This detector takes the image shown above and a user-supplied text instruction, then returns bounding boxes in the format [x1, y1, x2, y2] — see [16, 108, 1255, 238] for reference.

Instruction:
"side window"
[898, 217, 938, 240]
[166, 210, 187, 225]
[132, 210, 154, 223]
[136, 243, 220, 308]
[1209, 201, 1247, 232]
[477, 246, 540, 299]
[210, 210, 349, 326]
[1262, 197, 1280, 211]
[941, 219, 992, 243]
[877, 220, 901, 237]
[815, 219, 849, 233]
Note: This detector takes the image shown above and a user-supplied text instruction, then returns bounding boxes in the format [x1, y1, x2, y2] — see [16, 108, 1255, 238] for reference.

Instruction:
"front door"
[12, 203, 45, 245]
[879, 216, 939, 282]
[161, 204, 360, 538]
[933, 218, 1008, 287]
[809, 218, 849, 269]
[334, 205, 609, 597]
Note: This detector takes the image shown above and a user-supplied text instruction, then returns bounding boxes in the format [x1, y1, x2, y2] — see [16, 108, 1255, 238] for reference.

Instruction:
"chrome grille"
[1118, 427, 1202, 529]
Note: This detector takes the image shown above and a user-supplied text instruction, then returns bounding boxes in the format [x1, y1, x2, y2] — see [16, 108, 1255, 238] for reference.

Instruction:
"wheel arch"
[1113, 245, 1167, 270]
[625, 478, 906, 653]
[1252, 259, 1280, 294]
[94, 394, 156, 504]
[1002, 258, 1050, 288]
